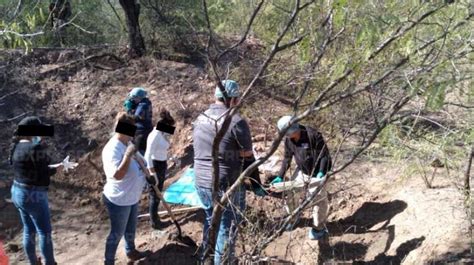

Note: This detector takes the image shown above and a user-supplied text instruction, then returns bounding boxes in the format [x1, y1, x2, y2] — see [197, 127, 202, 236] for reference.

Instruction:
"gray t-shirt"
[193, 104, 253, 189]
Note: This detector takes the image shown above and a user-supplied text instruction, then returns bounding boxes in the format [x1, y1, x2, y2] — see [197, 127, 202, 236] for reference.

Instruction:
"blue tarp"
[163, 167, 204, 207]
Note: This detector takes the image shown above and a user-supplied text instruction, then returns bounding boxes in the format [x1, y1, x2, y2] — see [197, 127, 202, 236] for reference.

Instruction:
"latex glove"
[62, 156, 78, 172]
[48, 155, 78, 172]
[146, 173, 158, 186]
[253, 187, 267, 197]
[315, 172, 325, 179]
[270, 176, 283, 184]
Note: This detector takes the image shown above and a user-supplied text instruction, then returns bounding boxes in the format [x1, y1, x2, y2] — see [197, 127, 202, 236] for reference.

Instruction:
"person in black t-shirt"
[9, 116, 62, 265]
[272, 115, 332, 241]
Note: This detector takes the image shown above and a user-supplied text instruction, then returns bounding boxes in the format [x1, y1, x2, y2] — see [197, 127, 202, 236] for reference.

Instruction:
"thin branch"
[106, 0, 127, 32]
[444, 102, 474, 109]
[0, 30, 44, 37]
[0, 91, 18, 101]
[0, 112, 32, 123]
[368, 5, 443, 60]
[217, 0, 265, 61]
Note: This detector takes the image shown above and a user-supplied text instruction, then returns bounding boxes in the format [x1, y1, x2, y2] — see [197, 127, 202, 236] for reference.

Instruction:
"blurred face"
[288, 130, 301, 141]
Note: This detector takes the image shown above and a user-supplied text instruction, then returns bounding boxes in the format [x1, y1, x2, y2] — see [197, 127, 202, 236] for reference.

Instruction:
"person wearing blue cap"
[193, 80, 264, 264]
[272, 115, 332, 240]
[123, 87, 153, 154]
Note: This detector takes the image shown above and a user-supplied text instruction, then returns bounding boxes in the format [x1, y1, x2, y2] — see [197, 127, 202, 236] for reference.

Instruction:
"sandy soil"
[0, 48, 470, 264]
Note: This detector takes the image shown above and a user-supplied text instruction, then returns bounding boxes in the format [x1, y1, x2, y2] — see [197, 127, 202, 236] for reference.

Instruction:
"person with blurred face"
[144, 109, 176, 229]
[9, 116, 61, 265]
[123, 87, 153, 155]
[101, 112, 150, 264]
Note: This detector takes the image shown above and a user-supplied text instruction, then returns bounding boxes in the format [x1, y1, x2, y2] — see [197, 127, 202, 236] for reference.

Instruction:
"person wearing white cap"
[273, 115, 332, 240]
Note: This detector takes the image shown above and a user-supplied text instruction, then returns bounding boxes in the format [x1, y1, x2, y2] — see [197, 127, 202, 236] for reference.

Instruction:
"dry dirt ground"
[0, 48, 470, 264]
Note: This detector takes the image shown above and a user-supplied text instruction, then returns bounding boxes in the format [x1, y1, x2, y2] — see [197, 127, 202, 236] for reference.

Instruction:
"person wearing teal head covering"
[123, 87, 153, 154]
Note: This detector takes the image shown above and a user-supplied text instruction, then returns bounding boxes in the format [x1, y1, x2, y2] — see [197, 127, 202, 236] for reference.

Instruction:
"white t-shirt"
[144, 129, 170, 167]
[102, 136, 146, 206]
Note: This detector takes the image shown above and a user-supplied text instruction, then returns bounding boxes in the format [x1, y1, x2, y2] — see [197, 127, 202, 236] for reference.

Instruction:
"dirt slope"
[0, 48, 471, 264]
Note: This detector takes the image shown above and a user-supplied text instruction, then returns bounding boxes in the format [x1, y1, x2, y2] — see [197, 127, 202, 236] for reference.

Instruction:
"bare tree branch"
[217, 0, 265, 61]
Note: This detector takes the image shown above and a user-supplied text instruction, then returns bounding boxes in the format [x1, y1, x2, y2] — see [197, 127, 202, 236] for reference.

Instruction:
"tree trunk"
[119, 0, 145, 57]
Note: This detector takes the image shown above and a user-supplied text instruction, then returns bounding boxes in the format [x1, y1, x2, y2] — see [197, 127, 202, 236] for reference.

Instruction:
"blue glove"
[254, 187, 267, 197]
[270, 176, 283, 184]
[315, 172, 325, 179]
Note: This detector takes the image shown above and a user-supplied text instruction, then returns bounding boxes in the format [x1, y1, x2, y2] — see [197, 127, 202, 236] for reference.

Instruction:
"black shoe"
[151, 219, 165, 230]
[127, 249, 151, 261]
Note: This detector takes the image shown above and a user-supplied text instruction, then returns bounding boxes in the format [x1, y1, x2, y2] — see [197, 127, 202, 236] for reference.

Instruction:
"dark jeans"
[149, 160, 167, 226]
[103, 195, 138, 265]
[11, 182, 55, 265]
[195, 185, 246, 264]
[134, 129, 151, 155]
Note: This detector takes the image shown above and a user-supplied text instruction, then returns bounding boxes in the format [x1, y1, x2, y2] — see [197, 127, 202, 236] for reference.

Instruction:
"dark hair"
[115, 112, 135, 126]
[159, 109, 175, 126]
[9, 116, 43, 164]
[8, 131, 19, 165]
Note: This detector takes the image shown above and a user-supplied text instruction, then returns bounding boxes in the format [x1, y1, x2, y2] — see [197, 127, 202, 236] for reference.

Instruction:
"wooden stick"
[138, 206, 201, 219]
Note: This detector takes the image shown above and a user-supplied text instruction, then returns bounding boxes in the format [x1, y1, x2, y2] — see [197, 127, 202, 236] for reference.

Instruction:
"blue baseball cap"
[215, 80, 240, 98]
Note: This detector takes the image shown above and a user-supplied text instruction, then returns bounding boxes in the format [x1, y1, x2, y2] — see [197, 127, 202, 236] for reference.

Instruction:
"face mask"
[32, 136, 42, 145]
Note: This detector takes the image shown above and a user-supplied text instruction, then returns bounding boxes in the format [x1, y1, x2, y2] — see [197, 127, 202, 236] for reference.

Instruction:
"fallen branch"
[0, 112, 31, 123]
[86, 152, 106, 179]
[40, 53, 125, 76]
[0, 91, 18, 101]
[137, 206, 201, 219]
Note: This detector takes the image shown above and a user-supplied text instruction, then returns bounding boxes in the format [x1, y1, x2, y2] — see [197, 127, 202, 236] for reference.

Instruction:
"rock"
[80, 198, 91, 206]
[7, 243, 20, 253]
[430, 158, 444, 168]
[252, 134, 266, 142]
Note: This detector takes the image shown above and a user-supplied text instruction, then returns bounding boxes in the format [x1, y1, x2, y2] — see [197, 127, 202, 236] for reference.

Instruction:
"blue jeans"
[196, 185, 246, 264]
[11, 182, 55, 265]
[103, 195, 138, 265]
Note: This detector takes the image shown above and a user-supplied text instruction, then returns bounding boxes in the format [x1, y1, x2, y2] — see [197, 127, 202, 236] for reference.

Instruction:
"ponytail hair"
[9, 130, 19, 165]
[159, 108, 175, 126]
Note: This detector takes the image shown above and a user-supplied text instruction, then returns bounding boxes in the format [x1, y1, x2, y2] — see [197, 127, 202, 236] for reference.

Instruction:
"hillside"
[0, 47, 471, 264]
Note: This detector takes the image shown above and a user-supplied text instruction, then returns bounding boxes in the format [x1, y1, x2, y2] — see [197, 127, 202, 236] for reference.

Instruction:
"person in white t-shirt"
[144, 109, 175, 229]
[102, 112, 150, 265]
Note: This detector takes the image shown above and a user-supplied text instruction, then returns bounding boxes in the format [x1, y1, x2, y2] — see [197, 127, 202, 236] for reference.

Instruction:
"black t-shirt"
[11, 142, 57, 187]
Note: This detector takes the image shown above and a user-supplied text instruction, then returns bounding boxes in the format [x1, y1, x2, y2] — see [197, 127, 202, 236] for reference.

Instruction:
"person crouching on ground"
[144, 109, 176, 229]
[9, 116, 61, 265]
[271, 116, 332, 240]
[102, 112, 150, 265]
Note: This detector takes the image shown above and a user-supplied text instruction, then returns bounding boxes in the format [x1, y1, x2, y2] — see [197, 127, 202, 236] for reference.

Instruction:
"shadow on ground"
[138, 242, 198, 265]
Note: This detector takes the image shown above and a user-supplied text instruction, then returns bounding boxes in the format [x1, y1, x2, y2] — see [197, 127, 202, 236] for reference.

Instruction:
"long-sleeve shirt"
[134, 98, 153, 132]
[144, 129, 170, 167]
[11, 141, 57, 187]
[278, 125, 331, 178]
